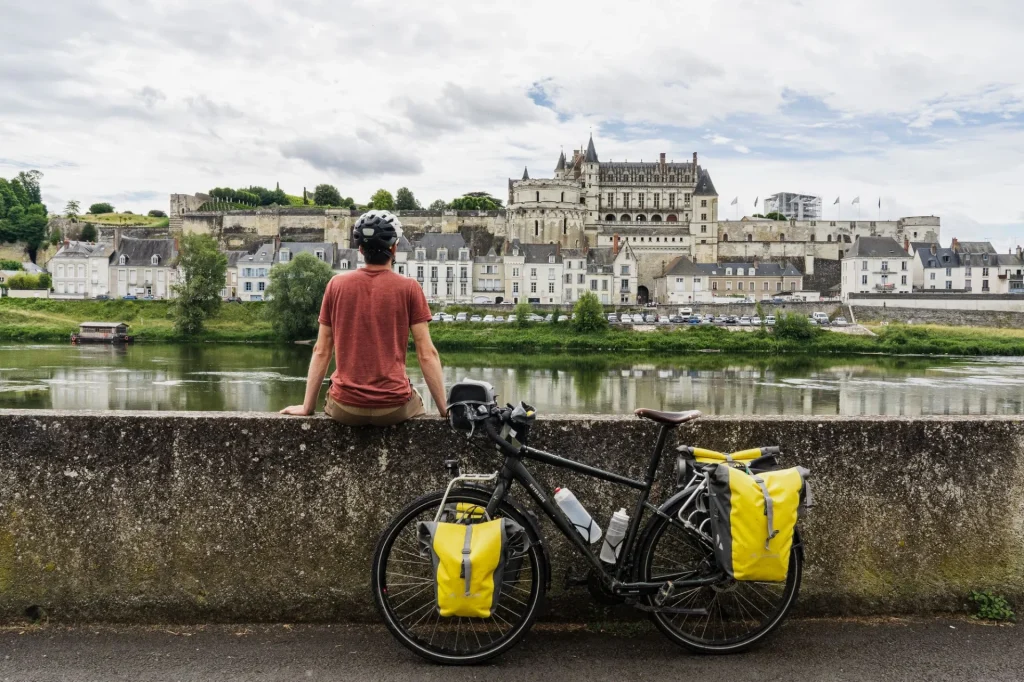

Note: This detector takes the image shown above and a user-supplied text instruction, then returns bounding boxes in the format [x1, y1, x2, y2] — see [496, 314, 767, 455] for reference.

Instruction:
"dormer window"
[340, 261, 349, 270]
[548, 254, 555, 264]
[726, 267, 732, 275]
[416, 249, 425, 261]
[314, 249, 325, 261]
[438, 248, 447, 262]
[151, 255, 160, 265]
[280, 249, 290, 263]
[119, 255, 127, 265]
[459, 248, 469, 261]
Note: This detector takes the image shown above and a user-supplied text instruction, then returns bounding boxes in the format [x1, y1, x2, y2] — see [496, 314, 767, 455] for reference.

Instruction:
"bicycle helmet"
[353, 210, 403, 254]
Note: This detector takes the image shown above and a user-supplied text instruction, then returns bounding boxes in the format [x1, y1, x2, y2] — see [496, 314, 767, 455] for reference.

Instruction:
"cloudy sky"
[3, 0, 1024, 248]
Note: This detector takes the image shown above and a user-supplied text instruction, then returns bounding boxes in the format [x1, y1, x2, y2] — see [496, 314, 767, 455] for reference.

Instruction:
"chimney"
[904, 237, 909, 253]
[692, 151, 698, 172]
[173, 237, 179, 255]
[952, 237, 959, 253]
[613, 233, 620, 256]
[659, 152, 666, 168]
[64, 237, 70, 249]
[753, 256, 760, 271]
[1017, 245, 1022, 259]
[930, 243, 937, 256]
[274, 234, 281, 252]
[556, 242, 561, 257]
[114, 228, 122, 252]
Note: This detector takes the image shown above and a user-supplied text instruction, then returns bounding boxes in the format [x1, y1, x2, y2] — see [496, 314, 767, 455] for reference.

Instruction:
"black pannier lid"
[447, 379, 497, 434]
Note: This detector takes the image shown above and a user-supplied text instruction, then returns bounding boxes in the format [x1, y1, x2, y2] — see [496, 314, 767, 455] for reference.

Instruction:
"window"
[639, 194, 645, 209]
[621, 265, 630, 275]
[700, 213, 707, 221]
[548, 282, 555, 293]
[244, 282, 252, 292]
[607, 192, 614, 207]
[431, 266, 438, 279]
[258, 281, 266, 292]
[945, 267, 952, 276]
[438, 249, 447, 262]
[712, 281, 718, 290]
[776, 282, 782, 291]
[790, 282, 796, 291]
[279, 249, 290, 263]
[535, 191, 540, 202]
[747, 235, 752, 242]
[946, 281, 952, 290]
[654, 193, 660, 209]
[669, 193, 676, 209]
[902, 261, 908, 271]
[862, 261, 868, 271]
[590, 279, 598, 291]
[513, 268, 519, 277]
[930, 272, 935, 280]
[684, 193, 690, 204]
[861, 275, 868, 285]
[726, 268, 733, 276]
[416, 266, 424, 280]
[965, 266, 972, 275]
[416, 249, 425, 261]
[578, 273, 585, 284]
[563, 217, 567, 235]
[431, 282, 437, 296]
[763, 281, 769, 291]
[726, 281, 732, 291]
[623, 193, 630, 208]
[145, 268, 152, 284]
[57, 264, 64, 277]
[780, 234, 785, 241]
[983, 279, 990, 291]
[738, 281, 744, 291]
[513, 282, 519, 293]
[460, 266, 468, 279]
[701, 199, 707, 207]
[530, 282, 536, 293]
[560, 192, 564, 202]
[565, 274, 571, 284]
[530, 268, 537, 278]
[129, 269, 137, 285]
[119, 255, 127, 265]
[446, 267, 453, 280]
[621, 279, 629, 290]
[827, 235, 832, 242]
[701, 226, 707, 233]
[548, 268, 555, 280]
[881, 261, 888, 271]
[460, 282, 467, 296]
[965, 279, 971, 290]
[983, 267, 990, 276]
[601, 280, 608, 291]
[534, 220, 539, 236]
[341, 261, 349, 270]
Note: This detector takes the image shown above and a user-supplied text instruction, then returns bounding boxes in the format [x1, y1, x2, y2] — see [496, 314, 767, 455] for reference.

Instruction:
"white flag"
[851, 196, 861, 205]
[833, 197, 840, 205]
[754, 197, 759, 206]
[731, 197, 738, 206]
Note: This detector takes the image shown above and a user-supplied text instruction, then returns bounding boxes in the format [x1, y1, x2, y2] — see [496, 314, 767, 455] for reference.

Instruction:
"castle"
[170, 133, 940, 300]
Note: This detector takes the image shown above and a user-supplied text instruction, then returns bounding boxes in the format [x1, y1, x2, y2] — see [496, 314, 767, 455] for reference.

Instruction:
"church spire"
[522, 166, 530, 180]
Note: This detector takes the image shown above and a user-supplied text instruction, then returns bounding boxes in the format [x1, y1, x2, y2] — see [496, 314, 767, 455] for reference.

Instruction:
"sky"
[3, 0, 1024, 250]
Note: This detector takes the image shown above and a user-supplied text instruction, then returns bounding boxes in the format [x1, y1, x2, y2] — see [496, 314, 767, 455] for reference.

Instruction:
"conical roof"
[555, 150, 566, 171]
[522, 166, 530, 180]
[584, 134, 598, 163]
[693, 169, 718, 196]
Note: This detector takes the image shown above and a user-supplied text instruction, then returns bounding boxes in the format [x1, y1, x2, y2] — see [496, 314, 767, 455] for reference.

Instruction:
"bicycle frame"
[476, 421, 722, 598]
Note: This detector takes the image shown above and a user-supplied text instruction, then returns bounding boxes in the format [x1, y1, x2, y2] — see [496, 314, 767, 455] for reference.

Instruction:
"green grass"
[76, 213, 168, 228]
[5, 299, 1024, 355]
[0, 298, 273, 342]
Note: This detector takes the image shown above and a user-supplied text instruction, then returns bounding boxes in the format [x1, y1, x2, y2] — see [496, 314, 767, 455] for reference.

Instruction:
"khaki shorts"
[325, 388, 427, 426]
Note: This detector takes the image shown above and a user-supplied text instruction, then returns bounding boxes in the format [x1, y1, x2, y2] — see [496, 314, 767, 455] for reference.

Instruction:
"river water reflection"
[1, 343, 1023, 416]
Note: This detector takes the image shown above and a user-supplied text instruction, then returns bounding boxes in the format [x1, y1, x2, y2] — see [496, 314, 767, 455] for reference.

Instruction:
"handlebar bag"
[707, 464, 810, 582]
[417, 517, 525, 618]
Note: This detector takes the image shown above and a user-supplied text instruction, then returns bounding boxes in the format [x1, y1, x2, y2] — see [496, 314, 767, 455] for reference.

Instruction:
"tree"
[368, 189, 395, 210]
[64, 200, 81, 217]
[395, 187, 420, 211]
[313, 184, 344, 207]
[449, 193, 502, 210]
[49, 227, 62, 246]
[513, 301, 533, 329]
[171, 233, 227, 337]
[0, 259, 21, 270]
[571, 291, 608, 332]
[88, 202, 114, 214]
[773, 312, 816, 342]
[265, 252, 334, 340]
[428, 199, 447, 212]
[16, 171, 42, 205]
[763, 212, 788, 221]
[148, 209, 167, 217]
[80, 223, 98, 242]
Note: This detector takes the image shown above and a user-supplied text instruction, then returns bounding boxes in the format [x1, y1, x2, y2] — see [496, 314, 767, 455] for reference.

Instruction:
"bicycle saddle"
[634, 408, 702, 425]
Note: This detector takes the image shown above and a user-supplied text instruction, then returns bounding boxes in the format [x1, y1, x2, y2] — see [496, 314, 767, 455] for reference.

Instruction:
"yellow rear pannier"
[417, 517, 524, 618]
[707, 464, 810, 582]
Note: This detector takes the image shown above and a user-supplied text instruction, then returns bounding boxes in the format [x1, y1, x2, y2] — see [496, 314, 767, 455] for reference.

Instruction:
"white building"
[407, 234, 473, 304]
[221, 250, 247, 299]
[472, 247, 505, 304]
[502, 241, 564, 305]
[48, 240, 113, 298]
[841, 237, 912, 301]
[237, 243, 275, 301]
[109, 237, 178, 298]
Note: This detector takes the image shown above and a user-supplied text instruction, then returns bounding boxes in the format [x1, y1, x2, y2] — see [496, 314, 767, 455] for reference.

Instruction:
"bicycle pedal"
[655, 581, 675, 606]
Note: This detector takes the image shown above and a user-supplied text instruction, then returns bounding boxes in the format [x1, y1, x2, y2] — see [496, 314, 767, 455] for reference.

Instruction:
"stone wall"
[850, 293, 1024, 313]
[853, 305, 1024, 328]
[0, 411, 1021, 624]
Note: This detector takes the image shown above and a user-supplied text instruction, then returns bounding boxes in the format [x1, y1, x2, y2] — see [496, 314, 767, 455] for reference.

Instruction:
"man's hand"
[280, 405, 313, 416]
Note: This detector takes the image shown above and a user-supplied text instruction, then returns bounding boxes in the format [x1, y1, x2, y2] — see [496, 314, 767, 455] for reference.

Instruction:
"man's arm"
[280, 324, 334, 416]
[411, 322, 446, 415]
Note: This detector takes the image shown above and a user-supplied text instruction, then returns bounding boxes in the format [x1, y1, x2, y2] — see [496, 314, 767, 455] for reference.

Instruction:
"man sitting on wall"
[280, 210, 446, 424]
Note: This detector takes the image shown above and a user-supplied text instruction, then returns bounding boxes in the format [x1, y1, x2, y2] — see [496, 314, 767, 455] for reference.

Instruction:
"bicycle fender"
[461, 483, 552, 592]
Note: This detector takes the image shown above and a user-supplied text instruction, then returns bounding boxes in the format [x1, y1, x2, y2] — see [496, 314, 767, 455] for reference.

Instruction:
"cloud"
[398, 83, 551, 137]
[186, 94, 242, 119]
[280, 131, 424, 178]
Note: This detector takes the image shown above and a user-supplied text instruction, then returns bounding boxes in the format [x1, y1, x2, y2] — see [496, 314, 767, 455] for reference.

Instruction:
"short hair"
[362, 246, 392, 266]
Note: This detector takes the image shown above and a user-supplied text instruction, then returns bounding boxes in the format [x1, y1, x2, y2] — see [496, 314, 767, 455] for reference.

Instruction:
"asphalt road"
[0, 618, 1019, 682]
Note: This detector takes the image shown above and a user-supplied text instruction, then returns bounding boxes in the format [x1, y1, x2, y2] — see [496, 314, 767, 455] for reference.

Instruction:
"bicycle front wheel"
[637, 498, 802, 654]
[371, 489, 547, 665]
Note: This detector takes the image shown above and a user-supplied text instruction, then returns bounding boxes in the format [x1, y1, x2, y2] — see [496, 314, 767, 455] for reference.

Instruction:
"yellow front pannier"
[707, 464, 810, 582]
[417, 517, 524, 618]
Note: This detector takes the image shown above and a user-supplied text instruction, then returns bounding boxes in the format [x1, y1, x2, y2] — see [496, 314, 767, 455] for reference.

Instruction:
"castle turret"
[692, 169, 719, 262]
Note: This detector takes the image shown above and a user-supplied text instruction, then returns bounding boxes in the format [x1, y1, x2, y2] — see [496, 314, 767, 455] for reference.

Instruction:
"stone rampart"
[0, 412, 1021, 624]
[852, 304, 1024, 328]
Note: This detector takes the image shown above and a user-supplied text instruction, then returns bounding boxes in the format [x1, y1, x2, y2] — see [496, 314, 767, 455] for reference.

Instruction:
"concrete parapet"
[0, 411, 1021, 623]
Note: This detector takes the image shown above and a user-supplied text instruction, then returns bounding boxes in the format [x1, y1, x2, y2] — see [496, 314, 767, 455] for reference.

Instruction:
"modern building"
[109, 236, 178, 298]
[48, 240, 113, 298]
[764, 193, 822, 220]
[840, 237, 912, 300]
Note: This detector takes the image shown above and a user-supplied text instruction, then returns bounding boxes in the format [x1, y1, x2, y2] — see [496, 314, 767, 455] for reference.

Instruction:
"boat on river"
[71, 322, 134, 344]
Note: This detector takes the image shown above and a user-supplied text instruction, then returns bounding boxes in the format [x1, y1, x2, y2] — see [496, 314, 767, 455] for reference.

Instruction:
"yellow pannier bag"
[417, 517, 524, 618]
[707, 464, 810, 582]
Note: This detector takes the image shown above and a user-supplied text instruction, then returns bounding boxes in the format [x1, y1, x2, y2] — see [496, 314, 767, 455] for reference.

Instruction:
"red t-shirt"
[318, 268, 433, 408]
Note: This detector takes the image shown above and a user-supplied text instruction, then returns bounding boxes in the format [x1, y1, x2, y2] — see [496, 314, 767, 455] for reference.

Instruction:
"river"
[2, 343, 1023, 416]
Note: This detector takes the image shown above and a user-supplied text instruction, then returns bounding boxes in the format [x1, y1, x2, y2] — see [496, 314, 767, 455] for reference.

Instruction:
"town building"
[48, 240, 113, 298]
[406, 234, 473, 303]
[278, 242, 337, 269]
[840, 237, 912, 300]
[109, 236, 178, 298]
[237, 243, 275, 301]
[472, 247, 504, 304]
[654, 257, 803, 303]
[909, 240, 1024, 293]
[503, 241, 564, 305]
[221, 250, 248, 299]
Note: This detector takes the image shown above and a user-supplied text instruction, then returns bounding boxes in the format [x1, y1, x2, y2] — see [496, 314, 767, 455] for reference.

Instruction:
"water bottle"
[554, 488, 602, 544]
[600, 508, 630, 564]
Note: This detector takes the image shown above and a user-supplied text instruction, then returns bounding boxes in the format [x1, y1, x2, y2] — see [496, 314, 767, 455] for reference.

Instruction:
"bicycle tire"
[636, 496, 802, 654]
[371, 488, 547, 665]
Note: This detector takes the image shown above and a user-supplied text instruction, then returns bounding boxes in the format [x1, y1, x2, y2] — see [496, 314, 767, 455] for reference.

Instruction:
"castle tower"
[692, 168, 719, 262]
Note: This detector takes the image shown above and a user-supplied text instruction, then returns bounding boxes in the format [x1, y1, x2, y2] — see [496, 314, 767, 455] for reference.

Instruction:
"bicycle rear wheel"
[637, 497, 802, 653]
[371, 489, 547, 665]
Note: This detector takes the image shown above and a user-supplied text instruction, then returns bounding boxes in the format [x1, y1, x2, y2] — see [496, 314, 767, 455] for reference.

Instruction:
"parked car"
[687, 316, 701, 325]
[495, 315, 505, 322]
[469, 315, 482, 322]
[94, 294, 111, 300]
[455, 312, 468, 322]
[482, 314, 495, 323]
[544, 314, 554, 323]
[528, 314, 545, 322]
[122, 295, 137, 300]
[431, 312, 442, 322]
[506, 315, 517, 324]
[669, 315, 685, 324]
[765, 315, 777, 326]
[643, 314, 656, 323]
[739, 316, 752, 326]
[607, 314, 619, 323]
[812, 312, 830, 326]
[750, 316, 762, 326]
[833, 316, 849, 327]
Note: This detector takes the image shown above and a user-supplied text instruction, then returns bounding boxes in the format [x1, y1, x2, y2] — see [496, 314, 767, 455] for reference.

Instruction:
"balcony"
[430, 277, 438, 282]
[873, 283, 896, 291]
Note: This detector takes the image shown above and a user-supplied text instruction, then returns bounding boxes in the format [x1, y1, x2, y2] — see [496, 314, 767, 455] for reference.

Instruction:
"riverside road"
[0, 618, 1019, 682]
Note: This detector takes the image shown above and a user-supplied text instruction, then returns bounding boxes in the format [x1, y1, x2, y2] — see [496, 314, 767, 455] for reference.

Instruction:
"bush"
[572, 291, 607, 333]
[0, 259, 21, 271]
[88, 202, 114, 214]
[970, 590, 1015, 622]
[5, 273, 47, 290]
[148, 210, 167, 218]
[264, 252, 334, 340]
[123, 210, 133, 215]
[79, 223, 98, 242]
[773, 312, 816, 342]
[514, 302, 533, 329]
